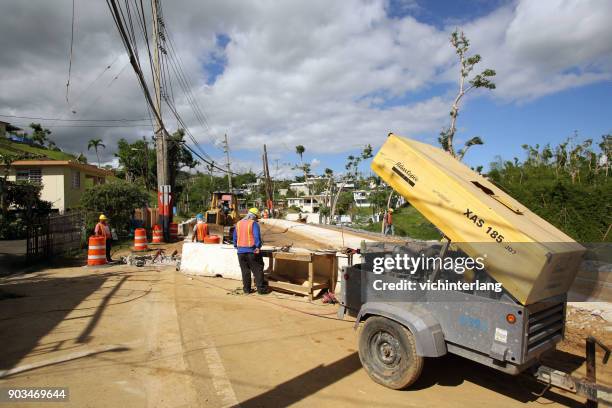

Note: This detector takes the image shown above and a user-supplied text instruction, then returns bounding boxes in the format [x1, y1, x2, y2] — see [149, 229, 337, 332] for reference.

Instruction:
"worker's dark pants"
[106, 239, 112, 262]
[237, 252, 266, 293]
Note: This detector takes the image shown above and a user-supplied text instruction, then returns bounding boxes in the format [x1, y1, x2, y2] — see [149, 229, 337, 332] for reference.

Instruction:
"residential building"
[0, 120, 21, 139]
[289, 176, 328, 195]
[4, 160, 112, 213]
[286, 194, 330, 213]
[353, 190, 371, 207]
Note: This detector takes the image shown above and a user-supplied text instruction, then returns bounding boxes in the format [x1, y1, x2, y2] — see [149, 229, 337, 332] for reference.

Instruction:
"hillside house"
[3, 160, 112, 213]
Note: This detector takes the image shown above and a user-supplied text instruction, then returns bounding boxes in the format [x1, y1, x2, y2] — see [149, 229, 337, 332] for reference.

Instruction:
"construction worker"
[384, 208, 394, 236]
[192, 213, 209, 242]
[94, 214, 113, 262]
[233, 207, 267, 295]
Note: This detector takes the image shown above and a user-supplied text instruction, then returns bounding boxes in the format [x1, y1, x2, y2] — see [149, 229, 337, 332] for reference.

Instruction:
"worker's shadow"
[412, 353, 583, 407]
[238, 352, 363, 408]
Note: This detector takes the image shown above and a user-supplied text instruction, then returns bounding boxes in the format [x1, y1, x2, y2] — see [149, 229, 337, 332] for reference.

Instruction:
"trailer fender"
[355, 302, 446, 357]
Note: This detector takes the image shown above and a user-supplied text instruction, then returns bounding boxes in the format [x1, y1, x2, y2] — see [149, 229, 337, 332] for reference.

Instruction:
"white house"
[353, 190, 371, 207]
[286, 194, 330, 213]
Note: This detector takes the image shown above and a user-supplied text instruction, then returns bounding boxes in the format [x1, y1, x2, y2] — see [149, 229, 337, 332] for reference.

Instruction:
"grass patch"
[0, 139, 76, 161]
[356, 206, 441, 240]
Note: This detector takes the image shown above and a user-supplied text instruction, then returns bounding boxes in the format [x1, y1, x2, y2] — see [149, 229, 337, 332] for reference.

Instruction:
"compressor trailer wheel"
[358, 316, 424, 389]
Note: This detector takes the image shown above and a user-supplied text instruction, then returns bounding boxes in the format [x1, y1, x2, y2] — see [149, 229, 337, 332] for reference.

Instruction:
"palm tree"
[295, 145, 305, 162]
[295, 145, 308, 194]
[457, 136, 484, 161]
[88, 138, 105, 167]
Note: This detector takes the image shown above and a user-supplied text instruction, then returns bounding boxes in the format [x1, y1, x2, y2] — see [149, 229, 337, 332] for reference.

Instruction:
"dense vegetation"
[487, 135, 611, 242]
[79, 181, 149, 235]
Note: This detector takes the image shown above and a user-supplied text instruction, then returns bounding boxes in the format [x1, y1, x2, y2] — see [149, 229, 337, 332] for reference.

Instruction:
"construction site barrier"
[203, 235, 221, 244]
[87, 236, 107, 266]
[134, 228, 148, 251]
[152, 224, 163, 243]
[169, 222, 178, 242]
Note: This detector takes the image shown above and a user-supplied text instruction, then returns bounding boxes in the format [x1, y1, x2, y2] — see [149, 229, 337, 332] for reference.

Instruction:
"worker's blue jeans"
[384, 225, 394, 236]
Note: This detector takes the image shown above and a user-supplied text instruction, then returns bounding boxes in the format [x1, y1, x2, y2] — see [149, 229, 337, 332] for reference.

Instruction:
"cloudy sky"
[0, 0, 611, 177]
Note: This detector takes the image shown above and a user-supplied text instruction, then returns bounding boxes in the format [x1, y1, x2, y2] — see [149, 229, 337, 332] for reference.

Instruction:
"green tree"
[28, 123, 52, 146]
[115, 138, 155, 187]
[88, 138, 106, 167]
[438, 30, 495, 160]
[294, 145, 309, 195]
[168, 129, 197, 190]
[79, 181, 149, 235]
[488, 136, 611, 241]
[330, 145, 373, 221]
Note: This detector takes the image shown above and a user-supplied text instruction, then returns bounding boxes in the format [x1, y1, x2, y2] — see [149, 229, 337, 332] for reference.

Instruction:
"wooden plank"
[268, 281, 310, 294]
[273, 252, 312, 262]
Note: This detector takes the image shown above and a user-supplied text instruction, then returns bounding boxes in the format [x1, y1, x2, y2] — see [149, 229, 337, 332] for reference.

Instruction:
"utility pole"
[223, 133, 232, 191]
[151, 0, 170, 240]
[143, 135, 149, 191]
[262, 144, 274, 218]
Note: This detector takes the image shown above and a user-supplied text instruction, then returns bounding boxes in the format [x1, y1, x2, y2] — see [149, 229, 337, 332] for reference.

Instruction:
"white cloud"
[0, 0, 610, 165]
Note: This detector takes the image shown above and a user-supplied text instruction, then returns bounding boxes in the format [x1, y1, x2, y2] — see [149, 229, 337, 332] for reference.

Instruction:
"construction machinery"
[339, 133, 610, 405]
[205, 191, 240, 242]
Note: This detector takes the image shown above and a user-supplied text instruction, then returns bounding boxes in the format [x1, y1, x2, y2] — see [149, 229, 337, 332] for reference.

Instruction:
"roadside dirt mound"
[542, 305, 612, 386]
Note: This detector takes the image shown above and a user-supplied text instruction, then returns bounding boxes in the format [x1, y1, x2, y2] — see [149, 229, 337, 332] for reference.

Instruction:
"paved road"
[0, 264, 585, 407]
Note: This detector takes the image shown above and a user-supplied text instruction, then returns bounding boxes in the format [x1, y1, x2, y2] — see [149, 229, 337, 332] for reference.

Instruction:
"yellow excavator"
[205, 192, 240, 242]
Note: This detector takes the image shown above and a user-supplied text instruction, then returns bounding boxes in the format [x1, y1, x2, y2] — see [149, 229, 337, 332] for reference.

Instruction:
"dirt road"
[0, 262, 590, 407]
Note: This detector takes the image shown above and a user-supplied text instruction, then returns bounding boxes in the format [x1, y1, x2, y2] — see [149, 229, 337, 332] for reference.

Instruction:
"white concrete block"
[180, 242, 271, 281]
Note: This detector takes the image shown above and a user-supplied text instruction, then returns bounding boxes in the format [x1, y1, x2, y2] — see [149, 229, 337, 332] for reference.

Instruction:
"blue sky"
[211, 0, 611, 177]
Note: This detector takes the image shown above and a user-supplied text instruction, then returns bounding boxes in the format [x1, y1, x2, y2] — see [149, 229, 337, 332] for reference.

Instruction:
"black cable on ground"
[189, 275, 354, 323]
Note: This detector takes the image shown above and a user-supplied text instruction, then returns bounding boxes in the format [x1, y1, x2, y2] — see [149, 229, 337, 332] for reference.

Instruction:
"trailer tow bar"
[532, 336, 611, 406]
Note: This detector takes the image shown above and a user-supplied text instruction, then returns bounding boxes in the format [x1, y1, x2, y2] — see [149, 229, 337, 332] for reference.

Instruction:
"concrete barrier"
[180, 242, 272, 281]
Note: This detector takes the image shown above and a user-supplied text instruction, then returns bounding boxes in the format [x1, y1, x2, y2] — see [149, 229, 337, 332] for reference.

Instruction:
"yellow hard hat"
[248, 208, 259, 216]
[99, 214, 108, 220]
[388, 208, 394, 213]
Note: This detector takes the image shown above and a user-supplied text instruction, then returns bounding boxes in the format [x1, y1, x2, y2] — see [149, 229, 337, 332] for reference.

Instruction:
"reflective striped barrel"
[152, 224, 163, 243]
[134, 228, 148, 251]
[87, 236, 107, 266]
[169, 222, 178, 242]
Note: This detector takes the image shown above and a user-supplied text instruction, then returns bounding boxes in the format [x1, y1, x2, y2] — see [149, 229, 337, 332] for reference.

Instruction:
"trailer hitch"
[586, 336, 611, 408]
[533, 336, 611, 407]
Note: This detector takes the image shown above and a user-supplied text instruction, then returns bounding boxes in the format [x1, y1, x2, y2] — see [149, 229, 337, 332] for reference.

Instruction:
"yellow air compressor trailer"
[371, 133, 585, 305]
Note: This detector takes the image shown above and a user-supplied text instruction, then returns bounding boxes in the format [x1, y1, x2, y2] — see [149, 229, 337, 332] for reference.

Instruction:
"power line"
[66, 0, 76, 103]
[10, 122, 153, 128]
[0, 114, 150, 122]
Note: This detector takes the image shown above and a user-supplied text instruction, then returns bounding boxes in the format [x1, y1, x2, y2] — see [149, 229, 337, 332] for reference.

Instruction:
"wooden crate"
[267, 252, 338, 301]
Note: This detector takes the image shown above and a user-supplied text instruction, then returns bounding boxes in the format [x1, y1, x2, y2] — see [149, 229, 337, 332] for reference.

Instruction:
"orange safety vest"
[95, 222, 111, 238]
[196, 222, 209, 242]
[235, 219, 255, 247]
[385, 212, 393, 225]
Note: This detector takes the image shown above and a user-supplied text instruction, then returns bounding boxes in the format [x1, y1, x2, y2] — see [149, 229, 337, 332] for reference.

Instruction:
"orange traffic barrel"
[169, 222, 178, 242]
[203, 235, 221, 244]
[134, 228, 148, 251]
[152, 224, 163, 243]
[87, 236, 107, 266]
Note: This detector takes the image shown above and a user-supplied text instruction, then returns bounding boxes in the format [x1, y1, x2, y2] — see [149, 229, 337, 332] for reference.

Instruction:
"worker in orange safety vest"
[384, 208, 394, 236]
[192, 213, 209, 242]
[94, 214, 113, 262]
[233, 208, 268, 295]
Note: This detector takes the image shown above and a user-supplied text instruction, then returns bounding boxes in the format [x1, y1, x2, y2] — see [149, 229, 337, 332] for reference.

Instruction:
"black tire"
[358, 316, 424, 389]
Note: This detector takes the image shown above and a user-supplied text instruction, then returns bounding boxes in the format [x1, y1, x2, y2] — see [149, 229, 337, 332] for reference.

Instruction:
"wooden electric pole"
[151, 0, 170, 239]
[223, 133, 232, 191]
[262, 144, 274, 217]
